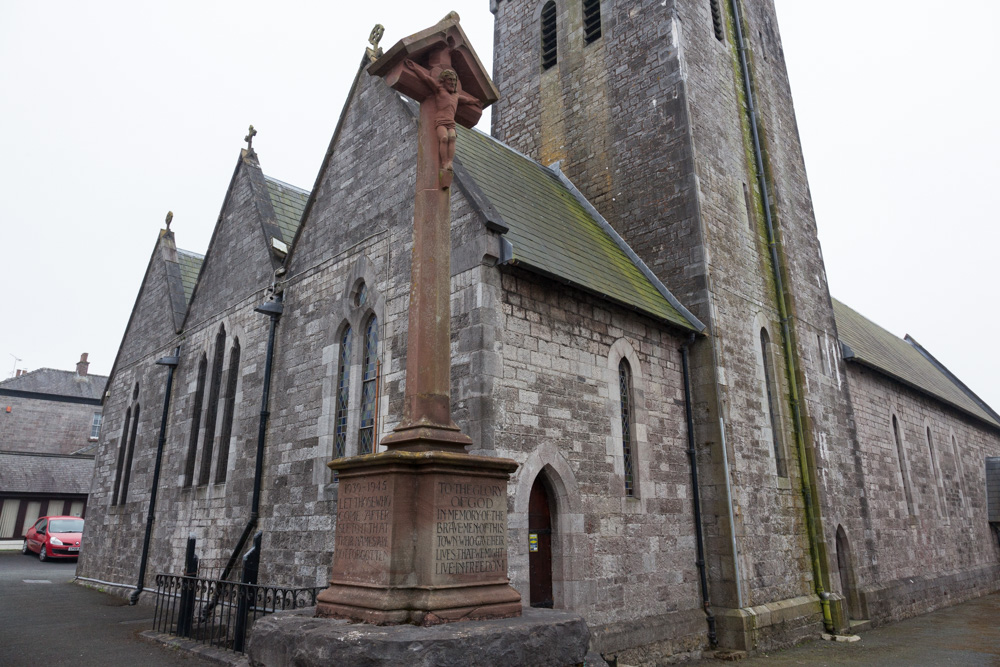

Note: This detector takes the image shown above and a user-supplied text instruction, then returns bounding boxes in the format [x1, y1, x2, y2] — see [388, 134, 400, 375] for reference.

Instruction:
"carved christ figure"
[404, 58, 482, 185]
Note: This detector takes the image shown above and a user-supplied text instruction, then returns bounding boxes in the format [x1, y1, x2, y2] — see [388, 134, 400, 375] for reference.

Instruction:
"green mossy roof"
[833, 298, 999, 427]
[455, 126, 698, 331]
[264, 176, 309, 244]
[176, 249, 204, 305]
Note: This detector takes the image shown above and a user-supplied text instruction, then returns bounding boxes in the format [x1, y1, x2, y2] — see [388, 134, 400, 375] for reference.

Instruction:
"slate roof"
[833, 298, 1000, 428]
[265, 175, 309, 244]
[0, 369, 107, 401]
[176, 249, 204, 305]
[0, 451, 94, 495]
[454, 125, 702, 332]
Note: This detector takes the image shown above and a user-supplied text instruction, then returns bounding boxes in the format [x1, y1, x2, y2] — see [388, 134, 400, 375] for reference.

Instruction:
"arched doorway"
[836, 525, 863, 620]
[528, 475, 554, 608]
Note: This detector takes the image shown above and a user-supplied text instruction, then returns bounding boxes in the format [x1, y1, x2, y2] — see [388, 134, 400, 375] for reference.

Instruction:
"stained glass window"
[335, 326, 352, 459]
[355, 282, 368, 308]
[619, 359, 635, 497]
[358, 315, 379, 455]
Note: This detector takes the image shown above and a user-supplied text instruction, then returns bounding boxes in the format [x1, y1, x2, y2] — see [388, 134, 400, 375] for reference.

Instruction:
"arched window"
[583, 0, 601, 44]
[358, 315, 379, 455]
[119, 404, 139, 503]
[184, 355, 208, 486]
[760, 328, 787, 477]
[893, 415, 916, 516]
[952, 434, 968, 512]
[199, 326, 226, 485]
[618, 359, 636, 497]
[926, 426, 947, 519]
[215, 338, 241, 484]
[541, 1, 557, 70]
[334, 326, 352, 459]
[112, 407, 132, 505]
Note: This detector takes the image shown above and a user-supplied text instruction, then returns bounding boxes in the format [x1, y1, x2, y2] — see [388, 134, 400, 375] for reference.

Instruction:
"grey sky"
[1, 1, 996, 413]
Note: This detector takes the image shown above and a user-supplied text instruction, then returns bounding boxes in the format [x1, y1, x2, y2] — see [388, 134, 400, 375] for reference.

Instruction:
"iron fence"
[152, 573, 323, 653]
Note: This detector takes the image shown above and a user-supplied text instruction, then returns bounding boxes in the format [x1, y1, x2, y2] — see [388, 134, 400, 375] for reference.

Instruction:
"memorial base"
[248, 606, 591, 667]
[317, 448, 522, 625]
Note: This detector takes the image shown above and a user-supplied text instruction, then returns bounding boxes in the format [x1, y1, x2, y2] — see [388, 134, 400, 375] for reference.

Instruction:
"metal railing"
[152, 573, 323, 653]
[150, 533, 323, 654]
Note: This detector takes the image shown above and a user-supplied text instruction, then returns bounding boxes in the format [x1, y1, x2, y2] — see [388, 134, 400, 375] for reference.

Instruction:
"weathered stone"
[247, 606, 589, 667]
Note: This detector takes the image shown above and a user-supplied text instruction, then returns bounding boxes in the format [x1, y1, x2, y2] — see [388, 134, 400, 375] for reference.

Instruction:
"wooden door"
[528, 476, 554, 608]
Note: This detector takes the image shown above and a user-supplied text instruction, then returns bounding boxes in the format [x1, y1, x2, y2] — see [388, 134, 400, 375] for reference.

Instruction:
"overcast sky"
[1, 1, 996, 412]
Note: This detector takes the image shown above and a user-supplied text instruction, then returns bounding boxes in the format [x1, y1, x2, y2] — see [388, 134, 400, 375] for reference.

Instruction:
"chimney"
[77, 353, 90, 377]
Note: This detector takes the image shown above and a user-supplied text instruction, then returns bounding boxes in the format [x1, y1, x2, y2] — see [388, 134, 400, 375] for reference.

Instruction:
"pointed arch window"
[112, 407, 132, 505]
[184, 355, 208, 486]
[893, 415, 916, 516]
[334, 326, 352, 459]
[358, 315, 379, 455]
[926, 426, 947, 519]
[760, 328, 787, 477]
[199, 326, 226, 485]
[541, 1, 557, 70]
[215, 338, 241, 484]
[583, 0, 601, 44]
[619, 359, 636, 497]
[118, 404, 139, 504]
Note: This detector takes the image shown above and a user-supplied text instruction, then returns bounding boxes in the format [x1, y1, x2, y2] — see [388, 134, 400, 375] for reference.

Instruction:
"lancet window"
[541, 2, 557, 70]
[198, 326, 227, 486]
[583, 0, 601, 44]
[359, 315, 379, 455]
[619, 359, 636, 497]
[184, 355, 208, 486]
[760, 328, 787, 477]
[334, 326, 352, 459]
[215, 338, 241, 484]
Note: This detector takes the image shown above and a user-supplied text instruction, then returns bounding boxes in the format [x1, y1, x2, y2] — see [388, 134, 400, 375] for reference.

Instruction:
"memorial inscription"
[336, 478, 392, 565]
[433, 481, 508, 577]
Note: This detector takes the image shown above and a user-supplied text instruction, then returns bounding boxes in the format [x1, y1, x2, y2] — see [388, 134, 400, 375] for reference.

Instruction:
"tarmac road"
[0, 551, 212, 666]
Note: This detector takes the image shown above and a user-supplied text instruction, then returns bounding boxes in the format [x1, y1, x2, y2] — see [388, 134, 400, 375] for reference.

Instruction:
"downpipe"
[130, 346, 181, 605]
[728, 0, 834, 633]
[681, 334, 717, 646]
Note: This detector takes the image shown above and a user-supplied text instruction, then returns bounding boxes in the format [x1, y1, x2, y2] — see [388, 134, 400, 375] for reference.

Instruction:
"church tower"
[491, 0, 867, 650]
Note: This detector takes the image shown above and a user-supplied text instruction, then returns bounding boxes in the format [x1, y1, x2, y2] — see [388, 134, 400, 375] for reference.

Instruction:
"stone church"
[77, 0, 1000, 660]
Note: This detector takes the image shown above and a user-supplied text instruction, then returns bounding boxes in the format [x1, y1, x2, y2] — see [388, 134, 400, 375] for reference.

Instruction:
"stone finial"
[165, 210, 173, 231]
[245, 125, 257, 151]
[366, 24, 385, 62]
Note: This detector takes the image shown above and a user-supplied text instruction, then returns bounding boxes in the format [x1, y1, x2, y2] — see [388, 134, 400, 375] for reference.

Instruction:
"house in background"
[0, 354, 107, 540]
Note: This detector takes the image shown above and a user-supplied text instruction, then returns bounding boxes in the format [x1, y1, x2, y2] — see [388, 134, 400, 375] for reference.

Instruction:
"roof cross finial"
[165, 210, 173, 231]
[245, 125, 257, 151]
[366, 24, 385, 62]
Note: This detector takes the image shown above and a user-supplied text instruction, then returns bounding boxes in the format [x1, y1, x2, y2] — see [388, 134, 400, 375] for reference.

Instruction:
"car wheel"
[39, 545, 47, 562]
[22, 539, 29, 555]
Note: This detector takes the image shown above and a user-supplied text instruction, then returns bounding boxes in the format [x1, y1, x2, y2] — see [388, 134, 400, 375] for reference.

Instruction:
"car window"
[49, 519, 84, 533]
[34, 519, 46, 532]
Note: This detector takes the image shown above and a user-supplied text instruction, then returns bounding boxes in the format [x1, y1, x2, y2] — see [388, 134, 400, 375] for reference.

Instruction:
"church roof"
[833, 298, 999, 428]
[264, 175, 309, 244]
[0, 368, 107, 401]
[176, 249, 204, 305]
[454, 125, 704, 333]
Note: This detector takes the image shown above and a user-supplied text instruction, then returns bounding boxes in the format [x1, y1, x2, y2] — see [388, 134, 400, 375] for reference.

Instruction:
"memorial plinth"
[316, 451, 521, 624]
[315, 13, 521, 627]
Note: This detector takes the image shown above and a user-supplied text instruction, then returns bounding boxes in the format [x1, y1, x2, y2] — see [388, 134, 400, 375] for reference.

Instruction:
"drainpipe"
[728, 0, 834, 632]
[680, 334, 717, 646]
[130, 346, 180, 605]
[212, 290, 283, 590]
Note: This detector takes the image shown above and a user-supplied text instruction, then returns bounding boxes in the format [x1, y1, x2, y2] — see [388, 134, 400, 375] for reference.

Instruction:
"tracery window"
[358, 315, 379, 455]
[541, 2, 557, 70]
[334, 326, 352, 459]
[619, 359, 636, 497]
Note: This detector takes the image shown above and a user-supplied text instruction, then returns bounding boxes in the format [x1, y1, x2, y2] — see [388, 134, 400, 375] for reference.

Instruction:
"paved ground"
[688, 593, 1000, 666]
[0, 552, 212, 666]
[2, 546, 999, 665]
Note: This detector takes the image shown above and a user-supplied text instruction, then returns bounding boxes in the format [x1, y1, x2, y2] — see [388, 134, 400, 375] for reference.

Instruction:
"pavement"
[2, 547, 1000, 666]
[0, 552, 214, 666]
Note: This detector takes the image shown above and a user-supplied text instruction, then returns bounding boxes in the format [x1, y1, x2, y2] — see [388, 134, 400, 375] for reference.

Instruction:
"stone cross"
[244, 125, 257, 151]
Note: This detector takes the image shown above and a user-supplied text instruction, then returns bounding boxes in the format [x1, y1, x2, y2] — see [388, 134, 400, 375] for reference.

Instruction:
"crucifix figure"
[403, 59, 481, 188]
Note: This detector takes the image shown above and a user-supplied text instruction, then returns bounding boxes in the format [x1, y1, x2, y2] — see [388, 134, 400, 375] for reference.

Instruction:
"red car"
[22, 515, 84, 561]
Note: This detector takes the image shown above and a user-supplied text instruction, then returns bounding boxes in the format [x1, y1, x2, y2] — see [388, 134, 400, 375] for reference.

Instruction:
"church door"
[528, 475, 554, 608]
